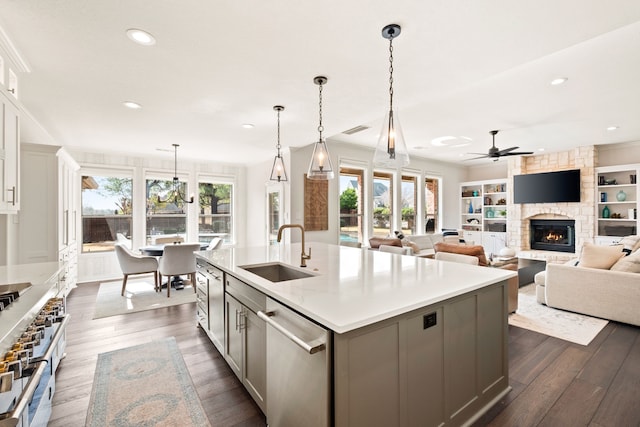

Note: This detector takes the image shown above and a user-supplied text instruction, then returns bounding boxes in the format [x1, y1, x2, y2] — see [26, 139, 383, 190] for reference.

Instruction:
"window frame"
[339, 166, 365, 245]
[80, 167, 134, 253]
[197, 175, 235, 245]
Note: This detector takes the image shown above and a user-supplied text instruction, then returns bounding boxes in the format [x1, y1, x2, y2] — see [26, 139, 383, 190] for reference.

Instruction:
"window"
[198, 181, 233, 244]
[146, 178, 188, 244]
[401, 175, 417, 235]
[339, 167, 364, 244]
[81, 174, 133, 252]
[425, 177, 440, 232]
[373, 171, 393, 237]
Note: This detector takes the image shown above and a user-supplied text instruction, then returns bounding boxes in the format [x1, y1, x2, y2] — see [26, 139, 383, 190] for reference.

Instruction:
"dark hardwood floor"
[51, 282, 640, 426]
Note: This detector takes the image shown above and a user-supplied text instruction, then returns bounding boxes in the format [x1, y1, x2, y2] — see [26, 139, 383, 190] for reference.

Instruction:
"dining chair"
[114, 243, 159, 296]
[157, 243, 200, 297]
[207, 237, 223, 250]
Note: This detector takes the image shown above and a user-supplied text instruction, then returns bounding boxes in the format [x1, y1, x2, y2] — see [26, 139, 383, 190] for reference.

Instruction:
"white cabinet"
[595, 165, 639, 240]
[18, 145, 79, 293]
[460, 179, 508, 254]
[224, 275, 267, 413]
[0, 92, 19, 213]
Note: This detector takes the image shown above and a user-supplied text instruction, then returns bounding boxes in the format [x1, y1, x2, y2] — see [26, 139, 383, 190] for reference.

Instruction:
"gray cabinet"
[333, 281, 509, 427]
[224, 275, 267, 413]
[195, 261, 225, 354]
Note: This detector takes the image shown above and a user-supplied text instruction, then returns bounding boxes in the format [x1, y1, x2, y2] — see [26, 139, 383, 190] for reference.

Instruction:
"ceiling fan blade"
[496, 146, 519, 155]
[500, 151, 534, 156]
[464, 155, 490, 161]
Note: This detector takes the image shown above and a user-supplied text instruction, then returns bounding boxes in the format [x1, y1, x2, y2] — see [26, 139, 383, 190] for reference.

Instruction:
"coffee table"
[490, 257, 546, 287]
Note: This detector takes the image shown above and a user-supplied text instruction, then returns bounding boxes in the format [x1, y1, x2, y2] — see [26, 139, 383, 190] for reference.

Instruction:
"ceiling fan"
[467, 130, 533, 161]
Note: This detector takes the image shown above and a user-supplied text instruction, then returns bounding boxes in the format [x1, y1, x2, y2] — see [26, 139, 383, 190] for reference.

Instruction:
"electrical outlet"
[423, 312, 437, 329]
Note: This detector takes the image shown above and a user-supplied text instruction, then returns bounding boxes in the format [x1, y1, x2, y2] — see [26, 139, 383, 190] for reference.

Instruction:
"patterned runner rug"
[509, 284, 608, 346]
[85, 337, 211, 426]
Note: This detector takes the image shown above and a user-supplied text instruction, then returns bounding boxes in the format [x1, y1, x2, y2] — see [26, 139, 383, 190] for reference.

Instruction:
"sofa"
[535, 240, 640, 327]
[369, 230, 467, 257]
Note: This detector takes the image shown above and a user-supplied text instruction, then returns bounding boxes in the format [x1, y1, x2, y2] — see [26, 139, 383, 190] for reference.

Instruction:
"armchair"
[114, 243, 159, 296]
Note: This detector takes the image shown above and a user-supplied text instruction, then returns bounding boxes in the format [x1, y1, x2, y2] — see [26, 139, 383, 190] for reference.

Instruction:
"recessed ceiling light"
[538, 148, 545, 152]
[126, 29, 156, 46]
[123, 101, 142, 109]
[550, 77, 568, 86]
[242, 123, 254, 129]
[607, 126, 619, 131]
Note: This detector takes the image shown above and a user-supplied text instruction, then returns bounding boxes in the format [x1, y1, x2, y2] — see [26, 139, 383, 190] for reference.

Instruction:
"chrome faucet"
[277, 224, 311, 267]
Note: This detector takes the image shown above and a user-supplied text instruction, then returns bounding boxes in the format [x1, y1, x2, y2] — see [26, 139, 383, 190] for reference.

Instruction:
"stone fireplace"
[506, 146, 596, 262]
[530, 219, 575, 253]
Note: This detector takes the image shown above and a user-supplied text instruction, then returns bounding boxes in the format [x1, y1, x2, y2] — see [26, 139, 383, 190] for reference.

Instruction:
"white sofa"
[535, 242, 640, 326]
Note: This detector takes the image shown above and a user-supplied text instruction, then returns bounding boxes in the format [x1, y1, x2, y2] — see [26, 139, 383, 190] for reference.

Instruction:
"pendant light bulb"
[373, 24, 410, 168]
[307, 76, 334, 180]
[269, 105, 288, 182]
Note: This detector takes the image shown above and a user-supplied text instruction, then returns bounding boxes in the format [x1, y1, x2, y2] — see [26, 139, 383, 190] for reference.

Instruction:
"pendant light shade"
[307, 76, 335, 180]
[373, 24, 410, 168]
[269, 105, 288, 182]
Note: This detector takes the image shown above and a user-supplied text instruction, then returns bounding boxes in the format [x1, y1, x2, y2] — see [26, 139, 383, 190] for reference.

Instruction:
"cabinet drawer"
[226, 275, 266, 314]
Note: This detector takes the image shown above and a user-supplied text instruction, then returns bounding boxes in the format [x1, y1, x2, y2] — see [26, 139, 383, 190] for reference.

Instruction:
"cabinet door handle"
[235, 309, 239, 331]
[8, 186, 16, 206]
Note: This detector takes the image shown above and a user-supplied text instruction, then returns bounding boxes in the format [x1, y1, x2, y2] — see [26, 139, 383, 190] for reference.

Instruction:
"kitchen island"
[195, 243, 516, 427]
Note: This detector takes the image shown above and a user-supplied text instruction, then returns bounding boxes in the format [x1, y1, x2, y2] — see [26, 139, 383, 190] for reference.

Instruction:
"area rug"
[94, 277, 196, 319]
[509, 284, 608, 346]
[85, 337, 211, 426]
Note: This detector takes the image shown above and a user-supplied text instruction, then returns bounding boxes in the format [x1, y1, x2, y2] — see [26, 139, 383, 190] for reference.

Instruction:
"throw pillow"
[433, 242, 488, 266]
[578, 243, 624, 269]
[615, 235, 640, 255]
[610, 248, 640, 273]
[369, 237, 402, 249]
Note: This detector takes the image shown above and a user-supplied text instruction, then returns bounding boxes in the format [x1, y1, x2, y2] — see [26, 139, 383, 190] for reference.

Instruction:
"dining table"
[139, 242, 208, 289]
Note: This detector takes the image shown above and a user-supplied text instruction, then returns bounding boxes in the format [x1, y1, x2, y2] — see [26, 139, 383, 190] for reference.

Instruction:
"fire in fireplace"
[530, 219, 575, 253]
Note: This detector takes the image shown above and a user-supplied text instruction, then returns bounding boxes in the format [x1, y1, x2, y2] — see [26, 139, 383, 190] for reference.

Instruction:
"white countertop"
[0, 262, 64, 354]
[196, 243, 516, 333]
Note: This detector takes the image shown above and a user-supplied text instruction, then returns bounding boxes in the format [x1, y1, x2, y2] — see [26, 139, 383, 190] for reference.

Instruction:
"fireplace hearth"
[530, 219, 575, 253]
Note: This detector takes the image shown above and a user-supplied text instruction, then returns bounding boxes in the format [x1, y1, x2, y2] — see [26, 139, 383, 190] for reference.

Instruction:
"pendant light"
[269, 105, 288, 182]
[373, 24, 410, 168]
[307, 76, 334, 180]
[157, 144, 194, 204]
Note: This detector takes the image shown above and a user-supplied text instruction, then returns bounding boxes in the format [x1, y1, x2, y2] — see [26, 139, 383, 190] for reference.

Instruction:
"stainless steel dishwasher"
[258, 297, 331, 427]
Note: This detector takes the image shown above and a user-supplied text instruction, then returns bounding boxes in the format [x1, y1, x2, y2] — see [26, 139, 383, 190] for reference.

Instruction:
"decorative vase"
[603, 205, 610, 218]
[499, 247, 516, 257]
[617, 190, 627, 201]
[468, 201, 473, 213]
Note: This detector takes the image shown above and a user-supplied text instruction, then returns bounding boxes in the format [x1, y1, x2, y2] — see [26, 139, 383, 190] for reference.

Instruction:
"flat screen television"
[513, 169, 581, 204]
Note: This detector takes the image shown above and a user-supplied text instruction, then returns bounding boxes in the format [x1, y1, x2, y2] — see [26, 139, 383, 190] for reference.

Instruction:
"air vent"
[342, 125, 370, 135]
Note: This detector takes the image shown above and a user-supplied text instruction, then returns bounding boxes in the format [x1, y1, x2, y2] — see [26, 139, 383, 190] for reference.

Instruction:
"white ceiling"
[1, 1, 640, 166]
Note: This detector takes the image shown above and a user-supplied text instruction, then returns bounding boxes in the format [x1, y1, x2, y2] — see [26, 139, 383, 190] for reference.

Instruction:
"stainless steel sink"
[0, 282, 32, 295]
[239, 263, 316, 282]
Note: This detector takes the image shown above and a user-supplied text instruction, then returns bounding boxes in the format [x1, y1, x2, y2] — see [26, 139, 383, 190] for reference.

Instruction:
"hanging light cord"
[388, 36, 394, 114]
[318, 81, 324, 141]
[276, 108, 282, 155]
